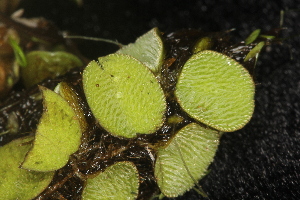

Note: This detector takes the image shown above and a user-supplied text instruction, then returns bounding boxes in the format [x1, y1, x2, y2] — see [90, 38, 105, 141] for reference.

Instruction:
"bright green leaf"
[117, 27, 165, 73]
[82, 161, 139, 200]
[155, 123, 220, 197]
[22, 86, 82, 171]
[176, 50, 255, 132]
[21, 51, 83, 88]
[245, 29, 261, 45]
[0, 136, 54, 200]
[83, 53, 166, 138]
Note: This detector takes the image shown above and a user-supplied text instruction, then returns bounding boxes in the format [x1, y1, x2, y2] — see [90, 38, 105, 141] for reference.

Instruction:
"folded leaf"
[22, 86, 82, 171]
[117, 27, 165, 73]
[155, 123, 220, 197]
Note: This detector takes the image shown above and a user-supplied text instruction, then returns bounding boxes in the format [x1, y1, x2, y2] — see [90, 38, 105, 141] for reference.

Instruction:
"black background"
[18, 0, 300, 199]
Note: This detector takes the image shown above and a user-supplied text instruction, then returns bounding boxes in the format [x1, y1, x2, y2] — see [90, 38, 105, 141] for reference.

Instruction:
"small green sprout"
[8, 37, 27, 67]
[193, 36, 213, 53]
[244, 41, 265, 62]
[245, 29, 261, 45]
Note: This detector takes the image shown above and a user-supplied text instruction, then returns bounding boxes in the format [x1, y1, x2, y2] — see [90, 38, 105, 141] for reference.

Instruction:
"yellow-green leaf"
[175, 50, 255, 132]
[0, 136, 54, 200]
[82, 161, 139, 200]
[21, 51, 83, 88]
[83, 53, 166, 138]
[22, 86, 82, 171]
[193, 37, 213, 53]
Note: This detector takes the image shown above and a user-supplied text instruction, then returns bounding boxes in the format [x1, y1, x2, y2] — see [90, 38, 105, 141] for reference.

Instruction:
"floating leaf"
[0, 136, 54, 200]
[175, 50, 255, 132]
[117, 27, 165, 73]
[21, 51, 83, 88]
[22, 86, 82, 171]
[82, 161, 139, 200]
[244, 41, 265, 62]
[154, 123, 220, 197]
[83, 53, 166, 138]
[245, 29, 261, 45]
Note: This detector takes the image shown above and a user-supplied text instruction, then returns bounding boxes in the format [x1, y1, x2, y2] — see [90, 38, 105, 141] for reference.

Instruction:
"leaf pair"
[156, 42, 254, 197]
[0, 83, 84, 199]
[155, 123, 220, 197]
[84, 28, 255, 138]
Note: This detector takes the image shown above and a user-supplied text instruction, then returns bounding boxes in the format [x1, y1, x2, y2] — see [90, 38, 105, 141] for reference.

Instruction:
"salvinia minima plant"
[0, 27, 272, 199]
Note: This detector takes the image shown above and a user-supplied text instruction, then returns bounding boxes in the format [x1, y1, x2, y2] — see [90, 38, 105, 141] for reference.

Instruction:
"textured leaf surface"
[176, 50, 255, 132]
[83, 53, 166, 138]
[0, 137, 54, 200]
[82, 161, 139, 200]
[155, 123, 220, 197]
[22, 86, 82, 171]
[117, 27, 164, 73]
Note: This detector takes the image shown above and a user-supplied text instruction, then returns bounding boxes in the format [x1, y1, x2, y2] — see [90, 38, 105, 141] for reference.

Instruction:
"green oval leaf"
[82, 161, 139, 200]
[22, 86, 82, 171]
[21, 51, 83, 88]
[83, 53, 166, 138]
[175, 50, 255, 132]
[0, 137, 54, 200]
[154, 123, 220, 197]
[117, 27, 165, 73]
